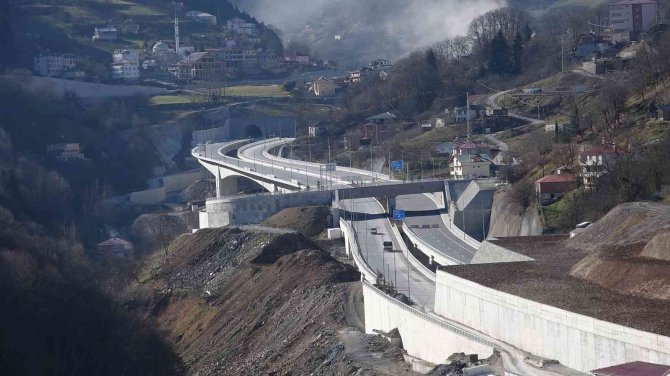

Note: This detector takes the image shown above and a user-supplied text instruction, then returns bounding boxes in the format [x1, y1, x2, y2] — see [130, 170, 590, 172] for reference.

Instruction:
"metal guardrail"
[339, 218, 377, 282]
[363, 280, 496, 349]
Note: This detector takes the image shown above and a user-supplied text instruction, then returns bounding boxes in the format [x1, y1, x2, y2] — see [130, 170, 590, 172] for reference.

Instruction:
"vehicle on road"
[370, 227, 377, 235]
[383, 241, 393, 250]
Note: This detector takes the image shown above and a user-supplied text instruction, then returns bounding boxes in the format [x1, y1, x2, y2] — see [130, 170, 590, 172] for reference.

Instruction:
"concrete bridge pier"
[331, 191, 340, 228]
[386, 196, 397, 216]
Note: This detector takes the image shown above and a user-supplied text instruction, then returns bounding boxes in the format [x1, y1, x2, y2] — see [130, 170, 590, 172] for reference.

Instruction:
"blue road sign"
[393, 209, 406, 221]
[391, 160, 404, 171]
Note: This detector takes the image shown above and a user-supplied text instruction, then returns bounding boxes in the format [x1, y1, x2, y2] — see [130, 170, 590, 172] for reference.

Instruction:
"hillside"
[133, 225, 419, 375]
[7, 0, 275, 70]
[568, 202, 670, 301]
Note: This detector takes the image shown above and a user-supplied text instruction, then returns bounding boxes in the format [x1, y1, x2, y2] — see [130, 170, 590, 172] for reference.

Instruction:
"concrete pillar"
[218, 177, 239, 197]
[386, 196, 397, 215]
[215, 168, 221, 199]
[429, 255, 434, 265]
[331, 207, 340, 228]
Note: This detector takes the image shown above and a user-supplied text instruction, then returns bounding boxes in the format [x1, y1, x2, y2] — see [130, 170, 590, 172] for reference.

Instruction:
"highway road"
[196, 138, 568, 375]
[398, 194, 477, 264]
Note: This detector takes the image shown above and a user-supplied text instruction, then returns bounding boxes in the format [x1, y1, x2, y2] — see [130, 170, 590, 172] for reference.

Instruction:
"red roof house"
[535, 173, 577, 203]
[591, 361, 670, 376]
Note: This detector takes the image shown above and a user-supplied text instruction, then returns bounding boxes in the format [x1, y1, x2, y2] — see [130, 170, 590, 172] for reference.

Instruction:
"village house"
[285, 51, 310, 65]
[93, 26, 117, 41]
[308, 126, 325, 137]
[312, 77, 337, 96]
[175, 51, 226, 81]
[96, 237, 133, 257]
[111, 49, 140, 82]
[591, 361, 670, 376]
[186, 11, 217, 25]
[534, 170, 577, 203]
[46, 143, 84, 163]
[575, 33, 613, 59]
[579, 143, 622, 188]
[655, 103, 670, 121]
[366, 112, 399, 125]
[33, 53, 78, 77]
[450, 154, 492, 180]
[368, 59, 395, 72]
[227, 18, 257, 35]
[448, 104, 482, 123]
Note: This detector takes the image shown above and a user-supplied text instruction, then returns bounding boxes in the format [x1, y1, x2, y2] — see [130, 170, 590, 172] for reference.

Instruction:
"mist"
[232, 0, 506, 67]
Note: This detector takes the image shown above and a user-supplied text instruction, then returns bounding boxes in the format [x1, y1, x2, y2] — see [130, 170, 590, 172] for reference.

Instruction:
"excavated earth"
[129, 217, 418, 375]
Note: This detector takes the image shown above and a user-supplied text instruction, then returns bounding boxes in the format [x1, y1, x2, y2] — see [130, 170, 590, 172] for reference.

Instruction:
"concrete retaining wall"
[200, 190, 333, 228]
[12, 75, 166, 99]
[363, 281, 494, 365]
[434, 271, 670, 373]
[339, 219, 377, 282]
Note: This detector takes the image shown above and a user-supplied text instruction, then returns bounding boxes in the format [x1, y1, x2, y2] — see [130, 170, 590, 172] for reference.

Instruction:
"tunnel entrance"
[244, 124, 263, 139]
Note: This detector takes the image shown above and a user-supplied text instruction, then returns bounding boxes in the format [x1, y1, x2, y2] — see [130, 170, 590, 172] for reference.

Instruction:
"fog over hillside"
[232, 0, 505, 67]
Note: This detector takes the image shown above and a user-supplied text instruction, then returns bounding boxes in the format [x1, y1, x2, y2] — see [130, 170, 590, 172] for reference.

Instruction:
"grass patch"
[150, 95, 193, 105]
[219, 85, 289, 97]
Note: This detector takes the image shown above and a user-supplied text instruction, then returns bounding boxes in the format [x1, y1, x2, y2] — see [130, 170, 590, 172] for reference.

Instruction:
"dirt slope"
[261, 206, 331, 237]
[132, 226, 416, 375]
[567, 202, 670, 301]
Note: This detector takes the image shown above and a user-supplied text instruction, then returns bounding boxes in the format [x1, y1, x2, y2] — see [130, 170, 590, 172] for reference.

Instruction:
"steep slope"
[133, 226, 415, 375]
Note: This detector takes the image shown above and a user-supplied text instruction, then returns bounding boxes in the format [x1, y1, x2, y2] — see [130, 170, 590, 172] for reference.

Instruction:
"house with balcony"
[579, 143, 623, 188]
[450, 154, 492, 180]
[33, 53, 78, 77]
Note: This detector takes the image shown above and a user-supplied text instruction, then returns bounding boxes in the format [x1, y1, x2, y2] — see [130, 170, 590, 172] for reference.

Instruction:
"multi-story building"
[207, 47, 257, 69]
[227, 18, 257, 35]
[312, 78, 336, 96]
[175, 51, 226, 81]
[111, 60, 140, 81]
[33, 54, 78, 77]
[609, 0, 658, 42]
[450, 154, 492, 180]
[579, 143, 622, 188]
[113, 49, 139, 64]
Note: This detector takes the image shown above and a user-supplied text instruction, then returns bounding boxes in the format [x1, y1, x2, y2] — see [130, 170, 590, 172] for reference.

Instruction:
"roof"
[535, 173, 577, 184]
[457, 141, 489, 150]
[591, 361, 670, 376]
[96, 27, 117, 32]
[581, 144, 620, 156]
[179, 52, 210, 64]
[366, 112, 397, 121]
[97, 237, 132, 247]
[657, 104, 670, 111]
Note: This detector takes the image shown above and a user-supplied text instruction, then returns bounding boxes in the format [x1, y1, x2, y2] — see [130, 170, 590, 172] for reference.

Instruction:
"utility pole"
[561, 36, 565, 73]
[466, 92, 471, 138]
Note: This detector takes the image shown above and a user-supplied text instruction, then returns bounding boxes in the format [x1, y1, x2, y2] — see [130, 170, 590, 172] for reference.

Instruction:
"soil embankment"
[132, 220, 418, 375]
[567, 202, 670, 301]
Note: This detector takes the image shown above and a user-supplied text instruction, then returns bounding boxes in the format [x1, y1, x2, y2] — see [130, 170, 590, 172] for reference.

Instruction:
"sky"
[232, 0, 506, 65]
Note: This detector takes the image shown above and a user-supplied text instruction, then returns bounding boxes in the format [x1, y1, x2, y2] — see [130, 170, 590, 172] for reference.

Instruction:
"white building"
[186, 11, 217, 26]
[609, 0, 658, 42]
[113, 49, 139, 64]
[33, 54, 78, 77]
[93, 27, 117, 41]
[450, 154, 492, 180]
[448, 105, 481, 123]
[227, 18, 257, 35]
